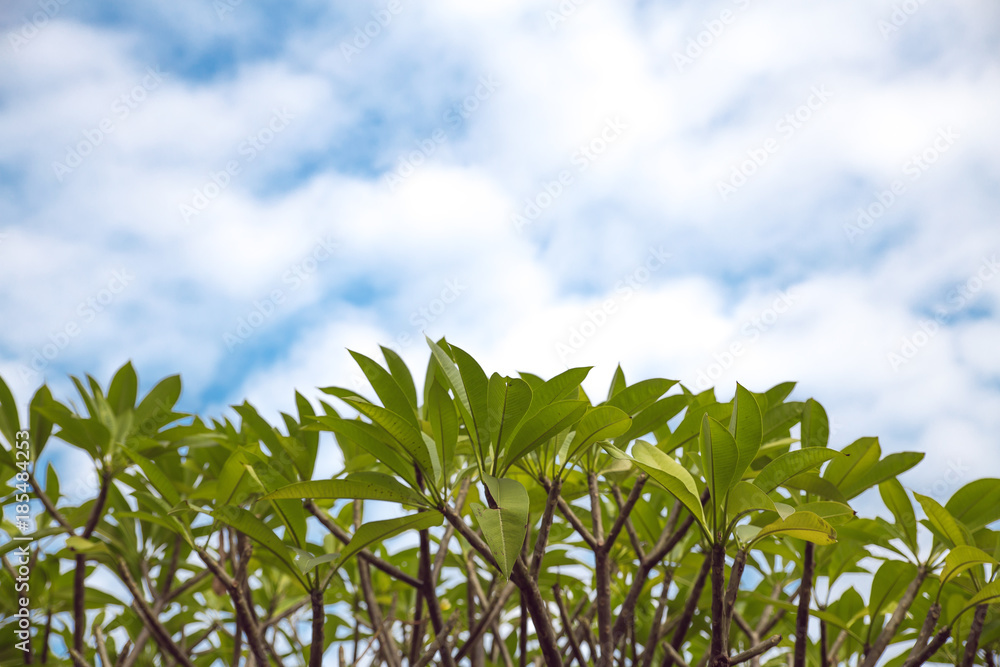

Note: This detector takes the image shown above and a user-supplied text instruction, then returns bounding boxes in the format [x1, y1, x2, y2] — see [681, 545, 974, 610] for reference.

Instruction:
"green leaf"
[107, 361, 138, 415]
[879, 479, 917, 553]
[762, 401, 803, 442]
[260, 476, 428, 506]
[28, 385, 55, 459]
[341, 397, 438, 483]
[427, 380, 458, 484]
[727, 480, 785, 523]
[380, 345, 418, 411]
[800, 399, 829, 448]
[426, 338, 489, 456]
[0, 374, 21, 446]
[133, 374, 182, 435]
[563, 406, 631, 465]
[729, 384, 763, 484]
[615, 394, 688, 446]
[212, 505, 303, 585]
[501, 400, 588, 475]
[946, 478, 1000, 531]
[622, 440, 708, 537]
[524, 367, 591, 417]
[349, 349, 419, 427]
[869, 560, 917, 622]
[782, 473, 848, 503]
[940, 545, 998, 590]
[838, 451, 925, 500]
[752, 511, 838, 545]
[699, 414, 739, 506]
[605, 378, 677, 416]
[958, 580, 1000, 619]
[823, 437, 880, 489]
[333, 511, 443, 572]
[66, 536, 110, 555]
[607, 365, 627, 400]
[312, 416, 417, 488]
[754, 448, 841, 494]
[914, 493, 969, 548]
[795, 501, 855, 521]
[122, 449, 180, 506]
[473, 475, 530, 579]
[487, 374, 532, 464]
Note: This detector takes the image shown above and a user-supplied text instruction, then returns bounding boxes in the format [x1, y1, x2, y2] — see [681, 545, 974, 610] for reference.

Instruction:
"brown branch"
[605, 476, 647, 550]
[793, 542, 815, 667]
[531, 477, 563, 579]
[639, 569, 674, 667]
[309, 587, 325, 667]
[304, 499, 422, 588]
[960, 604, 988, 667]
[903, 626, 951, 667]
[905, 602, 940, 664]
[28, 469, 73, 533]
[456, 580, 517, 661]
[613, 499, 697, 644]
[554, 583, 588, 667]
[95, 626, 112, 667]
[554, 492, 598, 549]
[859, 563, 927, 667]
[413, 612, 461, 667]
[419, 527, 457, 667]
[74, 469, 111, 666]
[590, 473, 614, 667]
[663, 551, 712, 667]
[193, 546, 273, 667]
[116, 557, 195, 667]
[729, 635, 782, 666]
[709, 540, 728, 667]
[611, 484, 646, 560]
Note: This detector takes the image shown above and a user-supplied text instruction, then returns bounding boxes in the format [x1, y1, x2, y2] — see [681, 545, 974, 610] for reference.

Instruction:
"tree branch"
[793, 542, 815, 667]
[729, 635, 782, 666]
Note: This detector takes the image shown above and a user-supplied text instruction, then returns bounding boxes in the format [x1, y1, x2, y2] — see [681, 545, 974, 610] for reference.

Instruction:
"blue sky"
[2, 0, 1000, 508]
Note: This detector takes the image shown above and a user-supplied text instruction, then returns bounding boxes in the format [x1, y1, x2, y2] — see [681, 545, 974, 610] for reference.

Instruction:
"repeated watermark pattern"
[716, 86, 832, 201]
[692, 289, 797, 390]
[179, 108, 295, 223]
[673, 0, 753, 73]
[52, 66, 166, 183]
[383, 75, 500, 191]
[384, 277, 469, 353]
[512, 116, 628, 232]
[18, 269, 135, 382]
[878, 0, 933, 39]
[7, 0, 71, 53]
[555, 246, 671, 364]
[223, 236, 338, 351]
[887, 254, 998, 370]
[340, 0, 409, 63]
[844, 126, 959, 243]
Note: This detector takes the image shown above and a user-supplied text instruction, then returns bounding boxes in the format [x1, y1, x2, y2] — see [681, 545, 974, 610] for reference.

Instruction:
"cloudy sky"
[2, 0, 999, 506]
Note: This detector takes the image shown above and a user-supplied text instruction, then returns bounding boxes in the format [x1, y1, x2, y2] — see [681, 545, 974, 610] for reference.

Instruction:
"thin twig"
[730, 635, 782, 666]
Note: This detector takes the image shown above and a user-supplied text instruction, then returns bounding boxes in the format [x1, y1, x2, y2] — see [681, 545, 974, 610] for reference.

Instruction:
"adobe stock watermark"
[18, 269, 135, 382]
[512, 116, 628, 232]
[384, 278, 469, 353]
[545, 0, 589, 31]
[887, 254, 999, 371]
[51, 66, 166, 183]
[673, 0, 753, 73]
[340, 0, 408, 63]
[878, 0, 932, 39]
[692, 289, 797, 390]
[716, 86, 832, 201]
[844, 126, 959, 243]
[917, 458, 969, 502]
[7, 0, 71, 54]
[179, 108, 295, 224]
[555, 246, 671, 364]
[383, 75, 500, 191]
[223, 236, 338, 351]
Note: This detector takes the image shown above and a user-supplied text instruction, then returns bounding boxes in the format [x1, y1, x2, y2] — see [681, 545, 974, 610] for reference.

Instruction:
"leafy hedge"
[1, 338, 997, 666]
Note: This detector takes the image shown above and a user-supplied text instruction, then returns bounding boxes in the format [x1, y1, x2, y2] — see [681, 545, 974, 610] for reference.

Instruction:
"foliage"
[0, 340, 998, 666]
